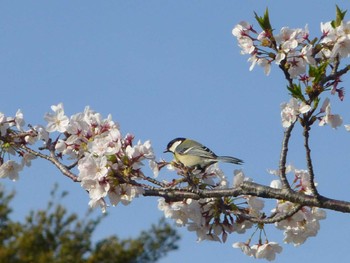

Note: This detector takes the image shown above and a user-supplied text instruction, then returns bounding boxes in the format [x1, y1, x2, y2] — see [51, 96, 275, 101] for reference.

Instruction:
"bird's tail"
[217, 156, 243, 165]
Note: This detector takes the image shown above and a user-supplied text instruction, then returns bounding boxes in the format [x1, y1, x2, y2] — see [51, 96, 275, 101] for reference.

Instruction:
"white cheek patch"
[169, 140, 182, 152]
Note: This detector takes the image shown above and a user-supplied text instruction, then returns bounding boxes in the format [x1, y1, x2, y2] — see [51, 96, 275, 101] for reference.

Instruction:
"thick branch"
[303, 125, 319, 197]
[144, 181, 350, 213]
[320, 64, 350, 86]
[278, 122, 295, 190]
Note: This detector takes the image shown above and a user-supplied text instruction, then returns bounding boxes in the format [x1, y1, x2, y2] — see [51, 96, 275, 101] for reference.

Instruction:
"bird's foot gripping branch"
[2, 5, 350, 261]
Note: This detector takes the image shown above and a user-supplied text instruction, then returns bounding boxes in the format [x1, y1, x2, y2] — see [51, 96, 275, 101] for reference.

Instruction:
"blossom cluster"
[232, 22, 312, 78]
[48, 103, 157, 212]
[269, 165, 326, 245]
[158, 168, 285, 261]
[280, 97, 343, 128]
[0, 104, 333, 261]
[158, 170, 262, 241]
[0, 109, 40, 181]
[233, 241, 282, 261]
[0, 104, 157, 212]
[232, 18, 350, 78]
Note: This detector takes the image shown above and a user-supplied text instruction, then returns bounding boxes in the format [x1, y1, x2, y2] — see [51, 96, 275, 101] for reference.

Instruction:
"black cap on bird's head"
[164, 137, 186, 153]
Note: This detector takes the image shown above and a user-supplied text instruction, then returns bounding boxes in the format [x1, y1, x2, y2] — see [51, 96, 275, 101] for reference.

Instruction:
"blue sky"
[1, 1, 350, 262]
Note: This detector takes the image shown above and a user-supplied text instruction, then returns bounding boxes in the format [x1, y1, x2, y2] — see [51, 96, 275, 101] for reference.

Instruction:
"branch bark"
[144, 181, 350, 214]
[19, 144, 79, 182]
[278, 122, 294, 190]
[303, 125, 320, 197]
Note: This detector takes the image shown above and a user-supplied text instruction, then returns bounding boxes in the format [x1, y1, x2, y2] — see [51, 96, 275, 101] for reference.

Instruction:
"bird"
[164, 137, 243, 170]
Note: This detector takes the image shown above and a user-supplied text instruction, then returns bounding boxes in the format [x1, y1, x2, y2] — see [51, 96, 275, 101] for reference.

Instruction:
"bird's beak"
[163, 149, 170, 153]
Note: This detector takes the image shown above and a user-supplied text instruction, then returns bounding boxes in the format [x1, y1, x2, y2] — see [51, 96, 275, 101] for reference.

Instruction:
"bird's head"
[164, 137, 186, 153]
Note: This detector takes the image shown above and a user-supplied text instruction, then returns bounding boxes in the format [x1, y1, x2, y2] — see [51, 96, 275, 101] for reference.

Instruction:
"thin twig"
[141, 175, 167, 187]
[237, 204, 303, 224]
[19, 144, 79, 182]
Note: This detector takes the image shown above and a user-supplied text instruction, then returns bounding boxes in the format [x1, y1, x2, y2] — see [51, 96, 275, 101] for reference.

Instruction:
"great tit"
[164, 137, 243, 170]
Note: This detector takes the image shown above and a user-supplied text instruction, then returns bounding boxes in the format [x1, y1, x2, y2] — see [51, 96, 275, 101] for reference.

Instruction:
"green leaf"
[254, 8, 273, 32]
[331, 5, 347, 28]
[308, 62, 328, 83]
[287, 84, 305, 101]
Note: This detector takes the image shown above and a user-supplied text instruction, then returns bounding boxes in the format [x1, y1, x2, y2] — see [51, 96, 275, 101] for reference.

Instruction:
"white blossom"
[255, 242, 283, 261]
[233, 242, 256, 257]
[281, 98, 311, 128]
[0, 160, 23, 181]
[319, 99, 343, 128]
[44, 103, 69, 133]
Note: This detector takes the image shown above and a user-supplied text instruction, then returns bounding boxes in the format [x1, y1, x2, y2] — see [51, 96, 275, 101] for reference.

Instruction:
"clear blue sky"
[1, 1, 350, 262]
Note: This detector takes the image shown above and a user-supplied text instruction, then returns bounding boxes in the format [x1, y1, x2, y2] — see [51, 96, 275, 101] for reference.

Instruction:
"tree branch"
[278, 122, 295, 190]
[303, 125, 319, 197]
[320, 64, 350, 86]
[237, 203, 303, 224]
[144, 181, 350, 213]
[19, 144, 79, 182]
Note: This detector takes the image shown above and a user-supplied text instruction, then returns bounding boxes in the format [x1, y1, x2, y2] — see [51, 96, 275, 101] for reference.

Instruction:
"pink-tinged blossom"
[238, 37, 256, 55]
[294, 169, 314, 195]
[125, 140, 155, 169]
[286, 53, 307, 78]
[320, 21, 336, 41]
[0, 113, 10, 135]
[330, 21, 350, 58]
[233, 169, 245, 187]
[44, 103, 69, 133]
[55, 135, 81, 159]
[330, 35, 350, 58]
[158, 198, 202, 227]
[268, 164, 294, 176]
[257, 30, 272, 47]
[82, 179, 110, 204]
[274, 202, 326, 246]
[149, 160, 159, 177]
[248, 55, 271, 75]
[320, 20, 350, 59]
[233, 242, 256, 257]
[78, 155, 108, 181]
[15, 109, 25, 131]
[87, 136, 120, 156]
[270, 179, 282, 189]
[108, 184, 144, 206]
[31, 125, 49, 143]
[319, 99, 343, 128]
[0, 160, 23, 181]
[275, 27, 302, 49]
[300, 44, 316, 65]
[255, 242, 283, 261]
[232, 21, 254, 38]
[21, 152, 36, 167]
[281, 98, 311, 128]
[247, 196, 264, 216]
[201, 164, 228, 187]
[187, 223, 218, 242]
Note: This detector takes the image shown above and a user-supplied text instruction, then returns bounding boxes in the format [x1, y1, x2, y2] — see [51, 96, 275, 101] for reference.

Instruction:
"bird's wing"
[179, 145, 216, 159]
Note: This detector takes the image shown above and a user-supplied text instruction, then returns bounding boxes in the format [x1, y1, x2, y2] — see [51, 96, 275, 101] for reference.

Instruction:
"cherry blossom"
[281, 98, 311, 128]
[0, 160, 23, 181]
[44, 103, 69, 132]
[255, 242, 283, 261]
[319, 98, 343, 128]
